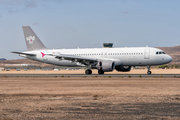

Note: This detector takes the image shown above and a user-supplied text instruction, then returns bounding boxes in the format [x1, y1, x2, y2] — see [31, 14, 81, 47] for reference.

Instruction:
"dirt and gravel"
[0, 77, 180, 120]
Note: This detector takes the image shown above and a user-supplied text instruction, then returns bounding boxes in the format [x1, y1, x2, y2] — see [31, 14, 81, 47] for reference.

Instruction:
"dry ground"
[0, 77, 180, 120]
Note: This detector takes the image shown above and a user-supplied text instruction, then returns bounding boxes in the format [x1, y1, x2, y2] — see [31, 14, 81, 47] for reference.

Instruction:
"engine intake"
[115, 66, 131, 72]
[97, 60, 115, 72]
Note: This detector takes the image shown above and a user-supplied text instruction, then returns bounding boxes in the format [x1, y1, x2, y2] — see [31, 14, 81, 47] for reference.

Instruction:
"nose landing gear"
[147, 71, 151, 75]
[147, 65, 152, 75]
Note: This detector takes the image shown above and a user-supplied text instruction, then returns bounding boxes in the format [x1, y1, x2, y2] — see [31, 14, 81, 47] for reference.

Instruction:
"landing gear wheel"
[147, 65, 151, 75]
[147, 71, 151, 75]
[98, 70, 104, 74]
[85, 69, 92, 75]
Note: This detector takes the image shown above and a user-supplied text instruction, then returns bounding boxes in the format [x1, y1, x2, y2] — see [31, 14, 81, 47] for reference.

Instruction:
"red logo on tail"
[41, 52, 46, 57]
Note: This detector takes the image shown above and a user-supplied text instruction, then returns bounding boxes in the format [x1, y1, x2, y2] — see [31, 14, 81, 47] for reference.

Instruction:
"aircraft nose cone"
[167, 55, 172, 63]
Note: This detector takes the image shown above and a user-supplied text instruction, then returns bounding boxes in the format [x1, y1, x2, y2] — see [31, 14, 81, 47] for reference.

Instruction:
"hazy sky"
[0, 0, 180, 59]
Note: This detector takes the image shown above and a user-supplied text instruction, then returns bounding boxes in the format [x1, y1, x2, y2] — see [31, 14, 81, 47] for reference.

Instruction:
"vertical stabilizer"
[22, 26, 47, 51]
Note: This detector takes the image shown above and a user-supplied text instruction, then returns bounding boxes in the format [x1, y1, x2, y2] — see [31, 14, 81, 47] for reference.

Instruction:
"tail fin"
[22, 26, 47, 51]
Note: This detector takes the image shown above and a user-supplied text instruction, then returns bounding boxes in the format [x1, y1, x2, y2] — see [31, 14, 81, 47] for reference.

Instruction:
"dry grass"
[0, 77, 180, 119]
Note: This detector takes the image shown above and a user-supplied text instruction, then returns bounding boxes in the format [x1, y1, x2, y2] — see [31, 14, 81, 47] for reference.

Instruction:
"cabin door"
[144, 49, 150, 59]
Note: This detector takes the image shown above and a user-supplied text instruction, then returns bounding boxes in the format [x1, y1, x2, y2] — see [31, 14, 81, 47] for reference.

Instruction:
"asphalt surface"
[0, 74, 180, 77]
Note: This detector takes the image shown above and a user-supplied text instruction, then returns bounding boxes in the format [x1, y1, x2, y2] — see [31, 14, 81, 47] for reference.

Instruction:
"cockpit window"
[156, 51, 166, 55]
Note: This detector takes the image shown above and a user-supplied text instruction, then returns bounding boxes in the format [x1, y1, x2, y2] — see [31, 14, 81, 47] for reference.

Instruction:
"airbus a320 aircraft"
[12, 26, 172, 75]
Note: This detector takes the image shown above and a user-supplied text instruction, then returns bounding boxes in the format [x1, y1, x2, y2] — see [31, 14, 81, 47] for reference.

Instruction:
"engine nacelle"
[96, 60, 115, 72]
[115, 66, 131, 72]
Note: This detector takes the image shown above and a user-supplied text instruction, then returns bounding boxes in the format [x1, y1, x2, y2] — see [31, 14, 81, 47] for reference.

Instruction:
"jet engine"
[96, 60, 115, 72]
[115, 66, 131, 72]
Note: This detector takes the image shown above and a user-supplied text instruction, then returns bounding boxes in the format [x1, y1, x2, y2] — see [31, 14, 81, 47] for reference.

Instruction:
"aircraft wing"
[48, 54, 98, 65]
[11, 51, 36, 56]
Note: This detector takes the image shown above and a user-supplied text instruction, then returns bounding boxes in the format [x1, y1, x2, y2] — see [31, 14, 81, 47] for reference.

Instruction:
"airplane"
[12, 26, 172, 75]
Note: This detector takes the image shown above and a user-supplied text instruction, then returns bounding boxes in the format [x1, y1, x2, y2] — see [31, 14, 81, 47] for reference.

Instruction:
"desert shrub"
[158, 64, 169, 69]
[93, 95, 98, 100]
[171, 65, 174, 69]
[174, 64, 180, 69]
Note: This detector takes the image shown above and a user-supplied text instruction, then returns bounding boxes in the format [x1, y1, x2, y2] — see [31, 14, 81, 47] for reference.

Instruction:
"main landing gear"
[98, 69, 104, 74]
[147, 65, 152, 75]
[85, 69, 92, 75]
[85, 69, 105, 75]
[98, 61, 104, 74]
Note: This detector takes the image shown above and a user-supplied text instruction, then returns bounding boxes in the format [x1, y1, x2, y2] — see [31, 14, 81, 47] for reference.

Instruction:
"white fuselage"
[22, 47, 172, 67]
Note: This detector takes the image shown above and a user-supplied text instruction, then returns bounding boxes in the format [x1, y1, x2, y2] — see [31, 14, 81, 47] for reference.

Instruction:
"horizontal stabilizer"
[11, 51, 36, 56]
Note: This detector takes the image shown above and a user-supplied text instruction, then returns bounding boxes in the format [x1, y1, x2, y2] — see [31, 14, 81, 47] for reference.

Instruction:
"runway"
[0, 74, 180, 77]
